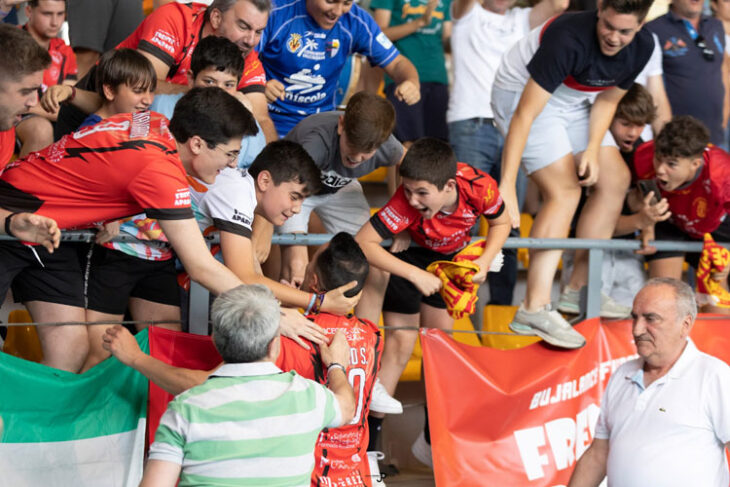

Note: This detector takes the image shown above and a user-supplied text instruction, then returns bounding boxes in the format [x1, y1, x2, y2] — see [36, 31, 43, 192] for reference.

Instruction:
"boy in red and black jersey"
[631, 116, 730, 297]
[355, 137, 511, 460]
[0, 87, 256, 373]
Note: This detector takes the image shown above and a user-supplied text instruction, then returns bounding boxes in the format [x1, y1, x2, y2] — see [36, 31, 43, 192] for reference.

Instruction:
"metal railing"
[1, 232, 725, 336]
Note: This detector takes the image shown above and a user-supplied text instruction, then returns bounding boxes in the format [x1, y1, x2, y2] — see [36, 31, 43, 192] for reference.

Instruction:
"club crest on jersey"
[693, 197, 708, 218]
[326, 39, 340, 57]
[287, 33, 302, 53]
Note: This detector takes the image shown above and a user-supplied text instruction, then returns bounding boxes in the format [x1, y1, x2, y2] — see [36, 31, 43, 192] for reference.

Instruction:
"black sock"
[367, 415, 384, 451]
[423, 405, 431, 445]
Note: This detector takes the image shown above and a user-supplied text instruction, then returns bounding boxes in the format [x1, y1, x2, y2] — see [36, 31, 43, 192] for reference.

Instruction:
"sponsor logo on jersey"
[231, 208, 252, 226]
[693, 197, 708, 218]
[150, 29, 178, 55]
[284, 68, 327, 104]
[381, 206, 405, 231]
[174, 188, 191, 206]
[663, 37, 688, 57]
[320, 169, 352, 189]
[376, 31, 393, 49]
[130, 111, 151, 139]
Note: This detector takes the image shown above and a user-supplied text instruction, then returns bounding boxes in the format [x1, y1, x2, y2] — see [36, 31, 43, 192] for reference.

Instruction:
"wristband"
[304, 293, 316, 315]
[312, 293, 325, 314]
[65, 86, 77, 104]
[327, 363, 346, 376]
[4, 212, 19, 238]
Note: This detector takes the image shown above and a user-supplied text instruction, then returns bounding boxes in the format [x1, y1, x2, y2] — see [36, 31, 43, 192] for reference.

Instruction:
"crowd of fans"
[0, 0, 729, 484]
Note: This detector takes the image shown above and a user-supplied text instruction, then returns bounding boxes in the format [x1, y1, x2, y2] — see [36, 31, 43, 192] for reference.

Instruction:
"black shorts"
[84, 244, 180, 315]
[385, 82, 449, 143]
[645, 218, 730, 267]
[0, 241, 85, 307]
[382, 246, 456, 315]
[67, 0, 143, 53]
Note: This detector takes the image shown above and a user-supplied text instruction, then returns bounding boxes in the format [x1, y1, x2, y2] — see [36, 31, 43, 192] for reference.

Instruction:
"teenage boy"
[632, 116, 730, 304]
[280, 92, 403, 315]
[0, 87, 254, 373]
[103, 232, 384, 486]
[355, 137, 511, 459]
[259, 0, 420, 137]
[491, 0, 654, 346]
[15, 0, 77, 156]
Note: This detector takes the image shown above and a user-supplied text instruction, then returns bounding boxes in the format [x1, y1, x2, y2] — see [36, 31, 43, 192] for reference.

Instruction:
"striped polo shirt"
[148, 361, 342, 486]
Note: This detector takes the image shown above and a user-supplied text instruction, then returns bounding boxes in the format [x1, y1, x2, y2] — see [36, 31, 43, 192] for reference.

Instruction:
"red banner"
[421, 316, 730, 487]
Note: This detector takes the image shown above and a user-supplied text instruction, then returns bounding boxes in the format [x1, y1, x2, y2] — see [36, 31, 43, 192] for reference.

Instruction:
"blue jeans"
[449, 118, 525, 305]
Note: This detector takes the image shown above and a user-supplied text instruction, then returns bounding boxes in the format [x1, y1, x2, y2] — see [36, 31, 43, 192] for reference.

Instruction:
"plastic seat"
[2, 309, 43, 362]
[398, 316, 480, 382]
[359, 166, 388, 183]
[481, 304, 541, 350]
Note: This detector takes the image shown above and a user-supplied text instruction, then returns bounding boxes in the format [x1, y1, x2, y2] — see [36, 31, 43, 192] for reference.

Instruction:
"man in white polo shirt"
[568, 278, 730, 487]
[139, 284, 356, 487]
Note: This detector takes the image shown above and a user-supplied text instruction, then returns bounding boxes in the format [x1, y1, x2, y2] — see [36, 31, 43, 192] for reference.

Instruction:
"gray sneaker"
[509, 304, 586, 349]
[557, 287, 632, 319]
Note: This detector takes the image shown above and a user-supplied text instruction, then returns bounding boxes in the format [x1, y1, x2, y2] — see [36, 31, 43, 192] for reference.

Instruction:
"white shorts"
[277, 180, 371, 235]
[491, 87, 617, 175]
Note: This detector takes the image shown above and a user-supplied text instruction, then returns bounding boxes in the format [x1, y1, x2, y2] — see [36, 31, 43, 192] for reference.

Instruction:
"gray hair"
[644, 277, 698, 323]
[210, 284, 281, 363]
[209, 0, 271, 16]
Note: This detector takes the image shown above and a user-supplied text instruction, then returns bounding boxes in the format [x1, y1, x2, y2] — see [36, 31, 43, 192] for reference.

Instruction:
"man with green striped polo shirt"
[138, 284, 356, 487]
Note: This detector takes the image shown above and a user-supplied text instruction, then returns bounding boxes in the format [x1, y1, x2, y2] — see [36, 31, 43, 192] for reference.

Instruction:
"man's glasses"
[695, 35, 715, 62]
[210, 144, 240, 163]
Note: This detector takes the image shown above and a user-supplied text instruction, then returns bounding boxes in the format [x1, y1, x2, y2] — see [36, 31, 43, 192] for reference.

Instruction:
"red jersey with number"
[0, 128, 14, 170]
[0, 111, 193, 229]
[116, 2, 265, 93]
[276, 312, 383, 487]
[633, 141, 730, 238]
[371, 162, 504, 254]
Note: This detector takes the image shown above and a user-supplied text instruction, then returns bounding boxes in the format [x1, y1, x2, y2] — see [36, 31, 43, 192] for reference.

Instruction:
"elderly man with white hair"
[569, 278, 730, 487]
[139, 284, 355, 487]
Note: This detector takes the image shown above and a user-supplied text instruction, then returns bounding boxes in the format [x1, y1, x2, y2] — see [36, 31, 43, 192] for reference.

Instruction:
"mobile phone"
[637, 179, 661, 205]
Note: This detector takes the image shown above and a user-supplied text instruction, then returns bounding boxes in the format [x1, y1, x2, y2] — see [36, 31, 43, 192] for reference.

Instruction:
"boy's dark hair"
[600, 0, 654, 21]
[190, 36, 245, 81]
[315, 232, 369, 298]
[28, 0, 66, 8]
[342, 92, 396, 152]
[170, 87, 258, 147]
[95, 48, 157, 99]
[0, 24, 50, 83]
[399, 137, 457, 189]
[615, 83, 656, 126]
[248, 140, 322, 195]
[654, 116, 710, 160]
[206, 0, 271, 23]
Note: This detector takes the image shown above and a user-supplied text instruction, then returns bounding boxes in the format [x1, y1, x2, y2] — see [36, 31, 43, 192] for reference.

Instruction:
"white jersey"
[190, 167, 257, 239]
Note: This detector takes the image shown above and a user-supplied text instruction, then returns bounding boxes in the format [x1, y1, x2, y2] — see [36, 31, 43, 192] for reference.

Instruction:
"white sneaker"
[367, 451, 387, 486]
[369, 378, 403, 414]
[557, 287, 632, 319]
[410, 431, 433, 469]
[510, 304, 587, 349]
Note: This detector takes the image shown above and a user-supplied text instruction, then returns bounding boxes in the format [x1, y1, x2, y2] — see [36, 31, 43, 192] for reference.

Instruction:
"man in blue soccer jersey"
[259, 0, 421, 136]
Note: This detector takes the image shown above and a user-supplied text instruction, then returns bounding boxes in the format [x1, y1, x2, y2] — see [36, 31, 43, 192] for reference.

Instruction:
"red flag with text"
[421, 316, 730, 486]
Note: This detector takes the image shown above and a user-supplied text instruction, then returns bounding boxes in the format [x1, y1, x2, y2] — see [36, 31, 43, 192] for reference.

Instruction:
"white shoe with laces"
[369, 378, 403, 414]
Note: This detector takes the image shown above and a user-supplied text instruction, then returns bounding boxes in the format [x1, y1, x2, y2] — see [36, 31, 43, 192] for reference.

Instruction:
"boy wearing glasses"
[647, 0, 726, 146]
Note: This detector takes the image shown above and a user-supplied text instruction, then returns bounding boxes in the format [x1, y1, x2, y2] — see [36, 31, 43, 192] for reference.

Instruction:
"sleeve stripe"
[137, 40, 175, 67]
[146, 207, 194, 220]
[213, 218, 252, 238]
[369, 213, 394, 239]
[483, 202, 505, 219]
[239, 84, 266, 94]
